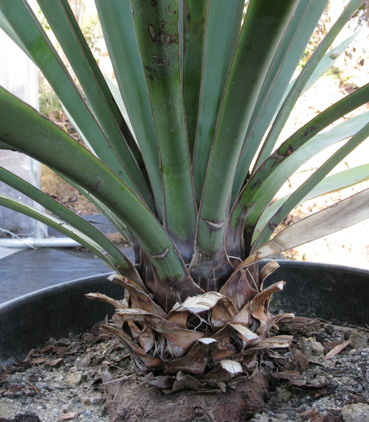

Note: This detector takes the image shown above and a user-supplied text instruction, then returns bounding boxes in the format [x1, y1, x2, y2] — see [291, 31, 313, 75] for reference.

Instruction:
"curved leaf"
[239, 188, 369, 266]
[232, 0, 328, 202]
[0, 0, 154, 209]
[0, 165, 141, 281]
[253, 163, 369, 244]
[0, 87, 202, 303]
[228, 82, 369, 255]
[254, 0, 363, 168]
[252, 120, 369, 249]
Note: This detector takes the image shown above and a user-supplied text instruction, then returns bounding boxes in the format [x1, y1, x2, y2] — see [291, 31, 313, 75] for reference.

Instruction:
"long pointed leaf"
[231, 0, 328, 202]
[192, 0, 244, 204]
[0, 0, 154, 209]
[228, 82, 369, 256]
[239, 188, 369, 266]
[95, 0, 163, 219]
[195, 0, 299, 258]
[0, 87, 200, 299]
[130, 0, 197, 262]
[0, 194, 117, 269]
[253, 120, 369, 249]
[181, 0, 209, 154]
[0, 166, 141, 281]
[34, 0, 156, 210]
[253, 163, 369, 243]
[254, 0, 362, 168]
[248, 111, 369, 244]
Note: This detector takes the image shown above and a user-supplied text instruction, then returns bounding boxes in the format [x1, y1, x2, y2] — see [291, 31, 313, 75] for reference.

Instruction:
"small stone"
[13, 412, 42, 422]
[65, 373, 82, 387]
[349, 331, 369, 349]
[298, 337, 325, 357]
[57, 412, 79, 421]
[342, 403, 369, 422]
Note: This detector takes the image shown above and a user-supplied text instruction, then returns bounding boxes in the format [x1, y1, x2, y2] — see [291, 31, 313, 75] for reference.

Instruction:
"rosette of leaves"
[87, 261, 293, 392]
[0, 0, 369, 391]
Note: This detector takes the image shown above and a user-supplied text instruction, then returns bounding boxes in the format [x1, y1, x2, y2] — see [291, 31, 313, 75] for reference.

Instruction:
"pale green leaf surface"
[253, 163, 369, 244]
[192, 0, 244, 204]
[130, 0, 197, 260]
[0, 166, 139, 278]
[232, 0, 328, 201]
[0, 0, 141, 196]
[95, 0, 163, 219]
[254, 0, 363, 168]
[35, 0, 155, 210]
[253, 120, 369, 249]
[196, 0, 300, 255]
[0, 193, 118, 270]
[0, 87, 188, 283]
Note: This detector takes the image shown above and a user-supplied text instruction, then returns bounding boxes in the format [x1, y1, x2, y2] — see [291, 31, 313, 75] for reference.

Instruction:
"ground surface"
[0, 317, 368, 421]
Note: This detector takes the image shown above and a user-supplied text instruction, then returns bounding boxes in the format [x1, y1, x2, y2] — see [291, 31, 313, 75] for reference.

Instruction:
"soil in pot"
[1, 316, 368, 422]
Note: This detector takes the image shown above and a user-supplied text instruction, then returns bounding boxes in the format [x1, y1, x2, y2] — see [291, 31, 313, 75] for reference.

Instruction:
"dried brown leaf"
[324, 339, 352, 360]
[164, 343, 208, 375]
[220, 266, 259, 310]
[85, 292, 124, 309]
[109, 275, 166, 318]
[293, 349, 309, 372]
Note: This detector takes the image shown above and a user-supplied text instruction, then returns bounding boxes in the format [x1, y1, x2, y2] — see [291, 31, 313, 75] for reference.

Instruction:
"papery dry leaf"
[172, 371, 203, 392]
[109, 275, 167, 318]
[220, 265, 259, 310]
[85, 292, 124, 309]
[108, 273, 148, 294]
[293, 348, 309, 372]
[219, 359, 243, 375]
[272, 370, 302, 381]
[45, 358, 64, 367]
[102, 324, 162, 371]
[252, 335, 293, 350]
[259, 261, 280, 290]
[164, 343, 208, 375]
[325, 339, 352, 360]
[138, 325, 156, 353]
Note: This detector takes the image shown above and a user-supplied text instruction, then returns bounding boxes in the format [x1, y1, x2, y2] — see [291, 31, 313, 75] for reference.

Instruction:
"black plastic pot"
[1, 261, 368, 366]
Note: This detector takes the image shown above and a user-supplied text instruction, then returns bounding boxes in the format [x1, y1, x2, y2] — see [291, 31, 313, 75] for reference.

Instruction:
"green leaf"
[0, 0, 153, 208]
[231, 0, 328, 202]
[253, 120, 369, 249]
[95, 0, 163, 219]
[0, 193, 119, 270]
[0, 86, 190, 286]
[249, 111, 369, 239]
[192, 0, 244, 204]
[181, 0, 208, 154]
[34, 0, 156, 210]
[130, 0, 197, 261]
[254, 0, 363, 168]
[195, 0, 299, 257]
[253, 163, 369, 244]
[229, 82, 369, 255]
[0, 165, 142, 281]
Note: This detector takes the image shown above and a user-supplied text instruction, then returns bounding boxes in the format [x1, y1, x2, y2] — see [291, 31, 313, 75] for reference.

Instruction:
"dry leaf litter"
[0, 315, 368, 422]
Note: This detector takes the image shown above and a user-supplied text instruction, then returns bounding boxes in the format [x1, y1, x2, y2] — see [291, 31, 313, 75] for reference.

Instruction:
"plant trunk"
[103, 370, 270, 422]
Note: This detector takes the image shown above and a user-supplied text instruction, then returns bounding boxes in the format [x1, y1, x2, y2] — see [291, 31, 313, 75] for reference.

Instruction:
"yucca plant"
[1, 0, 369, 400]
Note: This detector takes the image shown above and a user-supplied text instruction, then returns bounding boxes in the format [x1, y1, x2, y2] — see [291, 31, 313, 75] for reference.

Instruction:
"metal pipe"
[0, 238, 81, 249]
